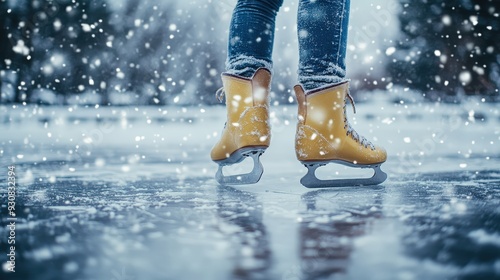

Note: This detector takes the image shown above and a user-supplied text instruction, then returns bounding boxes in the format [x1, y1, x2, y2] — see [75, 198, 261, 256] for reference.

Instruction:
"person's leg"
[212, 0, 283, 185]
[294, 0, 387, 188]
[297, 0, 350, 91]
[226, 0, 284, 77]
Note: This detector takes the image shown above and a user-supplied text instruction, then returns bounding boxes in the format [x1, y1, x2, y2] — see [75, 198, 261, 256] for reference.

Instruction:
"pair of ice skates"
[210, 68, 387, 188]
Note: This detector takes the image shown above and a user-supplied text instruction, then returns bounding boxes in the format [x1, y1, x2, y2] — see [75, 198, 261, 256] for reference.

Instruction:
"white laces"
[215, 87, 225, 103]
[344, 89, 375, 150]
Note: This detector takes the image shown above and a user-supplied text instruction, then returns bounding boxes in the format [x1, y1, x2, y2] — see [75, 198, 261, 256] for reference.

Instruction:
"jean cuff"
[225, 55, 273, 78]
[300, 77, 351, 93]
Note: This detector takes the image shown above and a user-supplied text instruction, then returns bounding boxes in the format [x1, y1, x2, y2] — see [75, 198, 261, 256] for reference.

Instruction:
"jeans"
[226, 0, 351, 92]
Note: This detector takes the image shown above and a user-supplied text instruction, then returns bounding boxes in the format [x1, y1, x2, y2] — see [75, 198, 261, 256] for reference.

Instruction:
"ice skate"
[294, 82, 387, 188]
[211, 68, 272, 185]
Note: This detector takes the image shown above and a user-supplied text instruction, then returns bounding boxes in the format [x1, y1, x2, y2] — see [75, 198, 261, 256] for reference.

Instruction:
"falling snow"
[1, 0, 499, 279]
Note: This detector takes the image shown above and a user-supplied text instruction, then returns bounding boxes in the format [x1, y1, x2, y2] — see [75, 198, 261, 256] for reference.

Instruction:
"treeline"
[0, 0, 498, 105]
[0, 0, 231, 105]
[388, 0, 499, 101]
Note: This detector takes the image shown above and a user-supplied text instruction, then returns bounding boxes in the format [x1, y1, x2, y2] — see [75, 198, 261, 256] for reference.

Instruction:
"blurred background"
[0, 0, 499, 106]
[1, 2, 500, 279]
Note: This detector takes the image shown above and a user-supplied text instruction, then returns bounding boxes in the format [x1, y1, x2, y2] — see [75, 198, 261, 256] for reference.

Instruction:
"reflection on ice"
[298, 188, 383, 279]
[0, 103, 499, 279]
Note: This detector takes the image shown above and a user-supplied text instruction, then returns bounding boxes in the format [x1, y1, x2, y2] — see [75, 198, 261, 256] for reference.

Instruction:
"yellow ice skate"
[211, 68, 271, 185]
[294, 82, 387, 188]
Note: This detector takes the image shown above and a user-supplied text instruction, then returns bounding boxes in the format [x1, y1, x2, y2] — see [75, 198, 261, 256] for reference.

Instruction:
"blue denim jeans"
[226, 0, 351, 92]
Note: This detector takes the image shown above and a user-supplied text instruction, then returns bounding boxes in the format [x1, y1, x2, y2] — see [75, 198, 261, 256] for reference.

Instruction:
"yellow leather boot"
[211, 68, 271, 185]
[294, 81, 387, 188]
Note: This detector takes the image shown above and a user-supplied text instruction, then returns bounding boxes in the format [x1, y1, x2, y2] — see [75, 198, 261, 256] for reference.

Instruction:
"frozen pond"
[1, 101, 499, 280]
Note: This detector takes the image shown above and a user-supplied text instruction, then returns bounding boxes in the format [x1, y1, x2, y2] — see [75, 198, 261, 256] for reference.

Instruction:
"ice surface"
[0, 97, 499, 280]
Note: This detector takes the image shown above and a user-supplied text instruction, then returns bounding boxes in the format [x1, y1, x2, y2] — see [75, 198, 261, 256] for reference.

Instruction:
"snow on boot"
[211, 68, 272, 185]
[294, 82, 387, 188]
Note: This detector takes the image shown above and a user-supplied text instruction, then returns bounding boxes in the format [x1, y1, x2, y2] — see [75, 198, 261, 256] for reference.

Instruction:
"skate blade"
[300, 160, 387, 188]
[214, 147, 266, 185]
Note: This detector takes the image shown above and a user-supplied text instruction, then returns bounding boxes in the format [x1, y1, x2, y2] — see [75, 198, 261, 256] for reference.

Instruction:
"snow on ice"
[1, 0, 500, 279]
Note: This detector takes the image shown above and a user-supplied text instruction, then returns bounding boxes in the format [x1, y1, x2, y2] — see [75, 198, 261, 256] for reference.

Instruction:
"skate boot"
[294, 82, 387, 188]
[211, 68, 272, 185]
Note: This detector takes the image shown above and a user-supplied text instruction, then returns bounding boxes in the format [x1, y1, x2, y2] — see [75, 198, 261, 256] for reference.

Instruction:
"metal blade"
[300, 161, 387, 188]
[215, 147, 266, 185]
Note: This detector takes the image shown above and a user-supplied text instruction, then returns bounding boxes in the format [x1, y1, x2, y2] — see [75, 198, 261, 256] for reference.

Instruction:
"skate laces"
[215, 87, 225, 103]
[344, 89, 375, 150]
